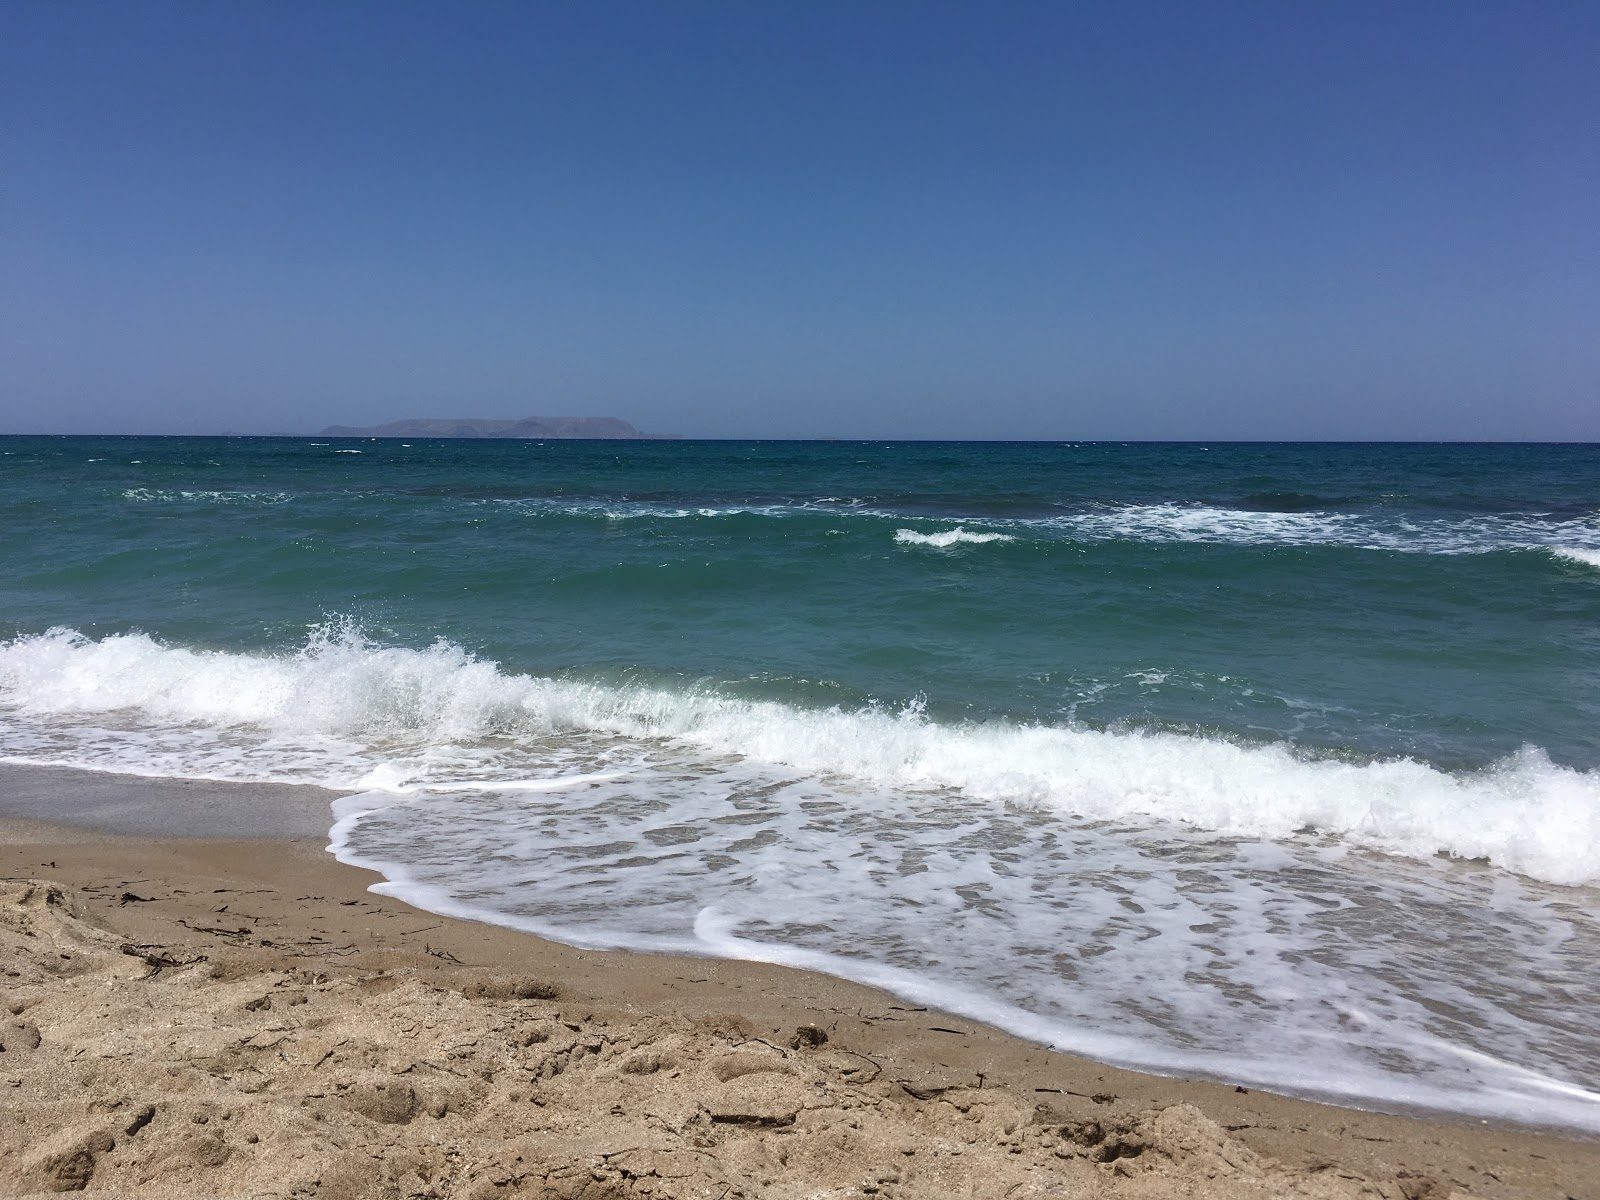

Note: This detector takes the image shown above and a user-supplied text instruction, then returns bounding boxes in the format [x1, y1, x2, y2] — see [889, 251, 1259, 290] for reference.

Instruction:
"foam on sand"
[6, 625, 1600, 1131]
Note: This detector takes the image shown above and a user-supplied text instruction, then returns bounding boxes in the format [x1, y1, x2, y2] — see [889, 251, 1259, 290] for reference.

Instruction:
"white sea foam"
[894, 527, 1017, 548]
[1552, 546, 1600, 571]
[122, 488, 290, 505]
[483, 495, 1600, 560]
[325, 767, 1600, 1133]
[1044, 504, 1600, 557]
[0, 625, 1595, 885]
[329, 782, 1600, 1131]
[494, 497, 888, 522]
[1058, 504, 1361, 546]
[4, 625, 1600, 1130]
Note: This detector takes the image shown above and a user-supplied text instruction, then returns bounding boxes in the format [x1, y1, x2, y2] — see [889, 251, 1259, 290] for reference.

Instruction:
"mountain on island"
[320, 416, 650, 439]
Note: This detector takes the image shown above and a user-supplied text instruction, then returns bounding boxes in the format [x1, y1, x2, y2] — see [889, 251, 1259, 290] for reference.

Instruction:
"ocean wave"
[1, 625, 1596, 886]
[1045, 504, 1600, 556]
[1552, 547, 1600, 571]
[894, 527, 1017, 548]
[490, 497, 889, 521]
[121, 488, 291, 505]
[470, 494, 1600, 559]
[1054, 504, 1360, 545]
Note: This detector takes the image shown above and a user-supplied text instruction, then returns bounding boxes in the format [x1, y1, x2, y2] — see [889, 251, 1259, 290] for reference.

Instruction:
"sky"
[1, 1, 1596, 440]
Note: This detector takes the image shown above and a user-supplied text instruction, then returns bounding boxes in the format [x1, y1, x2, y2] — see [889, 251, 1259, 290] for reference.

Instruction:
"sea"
[2, 436, 1597, 1132]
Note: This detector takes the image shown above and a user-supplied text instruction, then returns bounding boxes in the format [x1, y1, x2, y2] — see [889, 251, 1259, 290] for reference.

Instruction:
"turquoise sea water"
[2, 437, 1598, 1129]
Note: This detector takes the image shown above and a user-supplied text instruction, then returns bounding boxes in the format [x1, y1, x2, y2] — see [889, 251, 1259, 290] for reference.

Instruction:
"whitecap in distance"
[895, 527, 1017, 548]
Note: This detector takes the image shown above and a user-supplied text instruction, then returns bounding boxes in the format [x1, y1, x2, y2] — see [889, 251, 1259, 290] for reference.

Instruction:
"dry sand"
[0, 783, 1595, 1199]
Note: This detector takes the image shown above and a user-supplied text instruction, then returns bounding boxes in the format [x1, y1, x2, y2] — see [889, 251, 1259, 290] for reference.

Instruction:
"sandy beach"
[0, 770, 1593, 1199]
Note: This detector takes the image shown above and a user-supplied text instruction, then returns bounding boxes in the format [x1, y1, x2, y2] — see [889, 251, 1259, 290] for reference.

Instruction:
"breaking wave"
[894, 527, 1016, 548]
[1551, 546, 1600, 571]
[1044, 505, 1600, 556]
[1, 625, 1595, 886]
[122, 488, 291, 505]
[460, 495, 1600, 559]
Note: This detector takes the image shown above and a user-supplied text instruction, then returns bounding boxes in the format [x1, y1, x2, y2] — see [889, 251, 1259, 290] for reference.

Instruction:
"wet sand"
[0, 767, 1595, 1199]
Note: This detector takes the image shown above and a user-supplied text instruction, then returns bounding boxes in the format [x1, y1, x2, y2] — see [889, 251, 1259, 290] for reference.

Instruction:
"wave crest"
[1, 625, 1596, 885]
[894, 527, 1016, 547]
[122, 488, 290, 504]
[1552, 547, 1600, 571]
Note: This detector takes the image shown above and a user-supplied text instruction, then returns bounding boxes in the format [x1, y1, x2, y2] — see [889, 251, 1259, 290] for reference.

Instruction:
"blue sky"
[2, 1, 1596, 438]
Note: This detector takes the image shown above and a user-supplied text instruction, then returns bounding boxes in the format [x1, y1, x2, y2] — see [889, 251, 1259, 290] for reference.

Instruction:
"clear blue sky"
[2, 0, 1596, 438]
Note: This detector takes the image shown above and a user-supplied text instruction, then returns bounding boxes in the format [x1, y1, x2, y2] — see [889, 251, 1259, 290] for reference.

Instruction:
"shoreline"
[1, 772, 1597, 1198]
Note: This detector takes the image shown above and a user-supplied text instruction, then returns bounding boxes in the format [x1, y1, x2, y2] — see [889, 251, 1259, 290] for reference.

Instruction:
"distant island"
[320, 416, 663, 439]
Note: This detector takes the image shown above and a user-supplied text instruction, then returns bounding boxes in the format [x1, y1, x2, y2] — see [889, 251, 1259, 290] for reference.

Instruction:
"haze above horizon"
[3, 1, 1596, 440]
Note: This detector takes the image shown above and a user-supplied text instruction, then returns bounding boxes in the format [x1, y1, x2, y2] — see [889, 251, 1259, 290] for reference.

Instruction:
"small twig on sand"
[119, 943, 207, 978]
[833, 1050, 882, 1082]
[290, 944, 359, 959]
[733, 1037, 791, 1056]
[898, 1081, 959, 1101]
[1034, 1087, 1118, 1104]
[178, 919, 253, 938]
